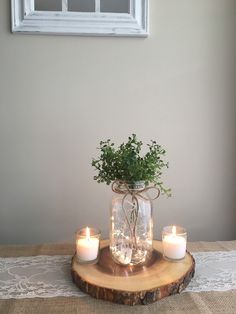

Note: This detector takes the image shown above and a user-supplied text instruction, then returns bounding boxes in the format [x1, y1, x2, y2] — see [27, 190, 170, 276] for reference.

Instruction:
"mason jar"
[109, 181, 153, 266]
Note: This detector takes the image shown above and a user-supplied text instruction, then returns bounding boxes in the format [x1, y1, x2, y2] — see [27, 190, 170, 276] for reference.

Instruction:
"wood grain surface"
[71, 240, 195, 305]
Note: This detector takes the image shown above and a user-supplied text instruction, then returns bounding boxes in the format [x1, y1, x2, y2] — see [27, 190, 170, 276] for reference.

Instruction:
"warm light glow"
[86, 227, 90, 240]
[172, 226, 176, 237]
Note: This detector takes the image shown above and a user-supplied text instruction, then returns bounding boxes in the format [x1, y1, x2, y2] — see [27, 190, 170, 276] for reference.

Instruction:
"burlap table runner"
[0, 241, 235, 314]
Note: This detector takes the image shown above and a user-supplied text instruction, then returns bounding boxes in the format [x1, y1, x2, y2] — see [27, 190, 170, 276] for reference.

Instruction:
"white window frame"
[11, 0, 149, 37]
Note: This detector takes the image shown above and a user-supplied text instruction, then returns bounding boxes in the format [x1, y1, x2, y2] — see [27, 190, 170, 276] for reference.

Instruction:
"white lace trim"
[186, 251, 236, 292]
[0, 251, 235, 299]
[0, 255, 83, 299]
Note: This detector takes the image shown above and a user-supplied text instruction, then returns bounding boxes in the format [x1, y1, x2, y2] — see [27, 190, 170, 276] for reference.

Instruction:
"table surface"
[0, 240, 236, 314]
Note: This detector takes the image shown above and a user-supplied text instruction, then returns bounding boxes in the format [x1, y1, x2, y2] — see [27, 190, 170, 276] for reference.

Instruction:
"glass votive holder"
[162, 225, 187, 261]
[75, 227, 101, 264]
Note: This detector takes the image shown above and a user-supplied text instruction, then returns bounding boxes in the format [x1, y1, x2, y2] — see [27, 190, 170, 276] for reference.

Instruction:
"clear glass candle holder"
[76, 227, 101, 264]
[162, 225, 187, 261]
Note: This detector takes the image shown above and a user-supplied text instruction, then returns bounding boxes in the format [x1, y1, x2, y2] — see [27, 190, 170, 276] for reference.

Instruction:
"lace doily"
[0, 251, 235, 299]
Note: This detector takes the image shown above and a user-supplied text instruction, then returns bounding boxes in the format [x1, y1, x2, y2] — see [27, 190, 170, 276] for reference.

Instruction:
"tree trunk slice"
[71, 240, 195, 306]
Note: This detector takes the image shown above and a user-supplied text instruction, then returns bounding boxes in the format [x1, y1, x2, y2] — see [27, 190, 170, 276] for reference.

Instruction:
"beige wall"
[0, 0, 235, 244]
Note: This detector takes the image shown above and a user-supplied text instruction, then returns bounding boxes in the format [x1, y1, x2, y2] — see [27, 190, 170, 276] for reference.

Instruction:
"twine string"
[111, 180, 160, 201]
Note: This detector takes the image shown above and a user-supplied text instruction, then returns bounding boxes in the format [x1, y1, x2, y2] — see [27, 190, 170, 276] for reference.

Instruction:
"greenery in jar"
[92, 134, 171, 196]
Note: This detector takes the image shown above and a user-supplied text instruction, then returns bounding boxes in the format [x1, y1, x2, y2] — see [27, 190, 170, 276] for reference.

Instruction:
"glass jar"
[162, 225, 187, 261]
[110, 181, 153, 266]
[75, 227, 101, 264]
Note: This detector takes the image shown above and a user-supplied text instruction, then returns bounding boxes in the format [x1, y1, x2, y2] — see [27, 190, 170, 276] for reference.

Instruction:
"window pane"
[100, 0, 129, 13]
[35, 0, 62, 11]
[68, 0, 95, 12]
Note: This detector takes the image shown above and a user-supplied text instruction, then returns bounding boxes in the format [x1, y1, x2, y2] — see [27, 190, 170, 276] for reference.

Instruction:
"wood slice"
[71, 240, 195, 306]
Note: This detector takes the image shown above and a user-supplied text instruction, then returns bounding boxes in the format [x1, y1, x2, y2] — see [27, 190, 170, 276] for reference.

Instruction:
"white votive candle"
[76, 227, 100, 263]
[162, 226, 187, 260]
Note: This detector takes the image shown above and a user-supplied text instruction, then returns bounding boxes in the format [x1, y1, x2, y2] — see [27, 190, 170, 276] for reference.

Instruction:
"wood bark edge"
[71, 252, 195, 306]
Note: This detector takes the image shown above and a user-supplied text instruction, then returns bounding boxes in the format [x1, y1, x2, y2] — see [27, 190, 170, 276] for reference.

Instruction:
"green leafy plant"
[92, 134, 171, 196]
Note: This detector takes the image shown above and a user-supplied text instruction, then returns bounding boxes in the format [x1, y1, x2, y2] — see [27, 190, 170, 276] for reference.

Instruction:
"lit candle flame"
[172, 225, 176, 237]
[86, 227, 90, 241]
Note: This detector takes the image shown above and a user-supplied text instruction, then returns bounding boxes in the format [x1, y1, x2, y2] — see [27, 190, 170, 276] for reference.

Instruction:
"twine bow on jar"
[111, 180, 160, 202]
